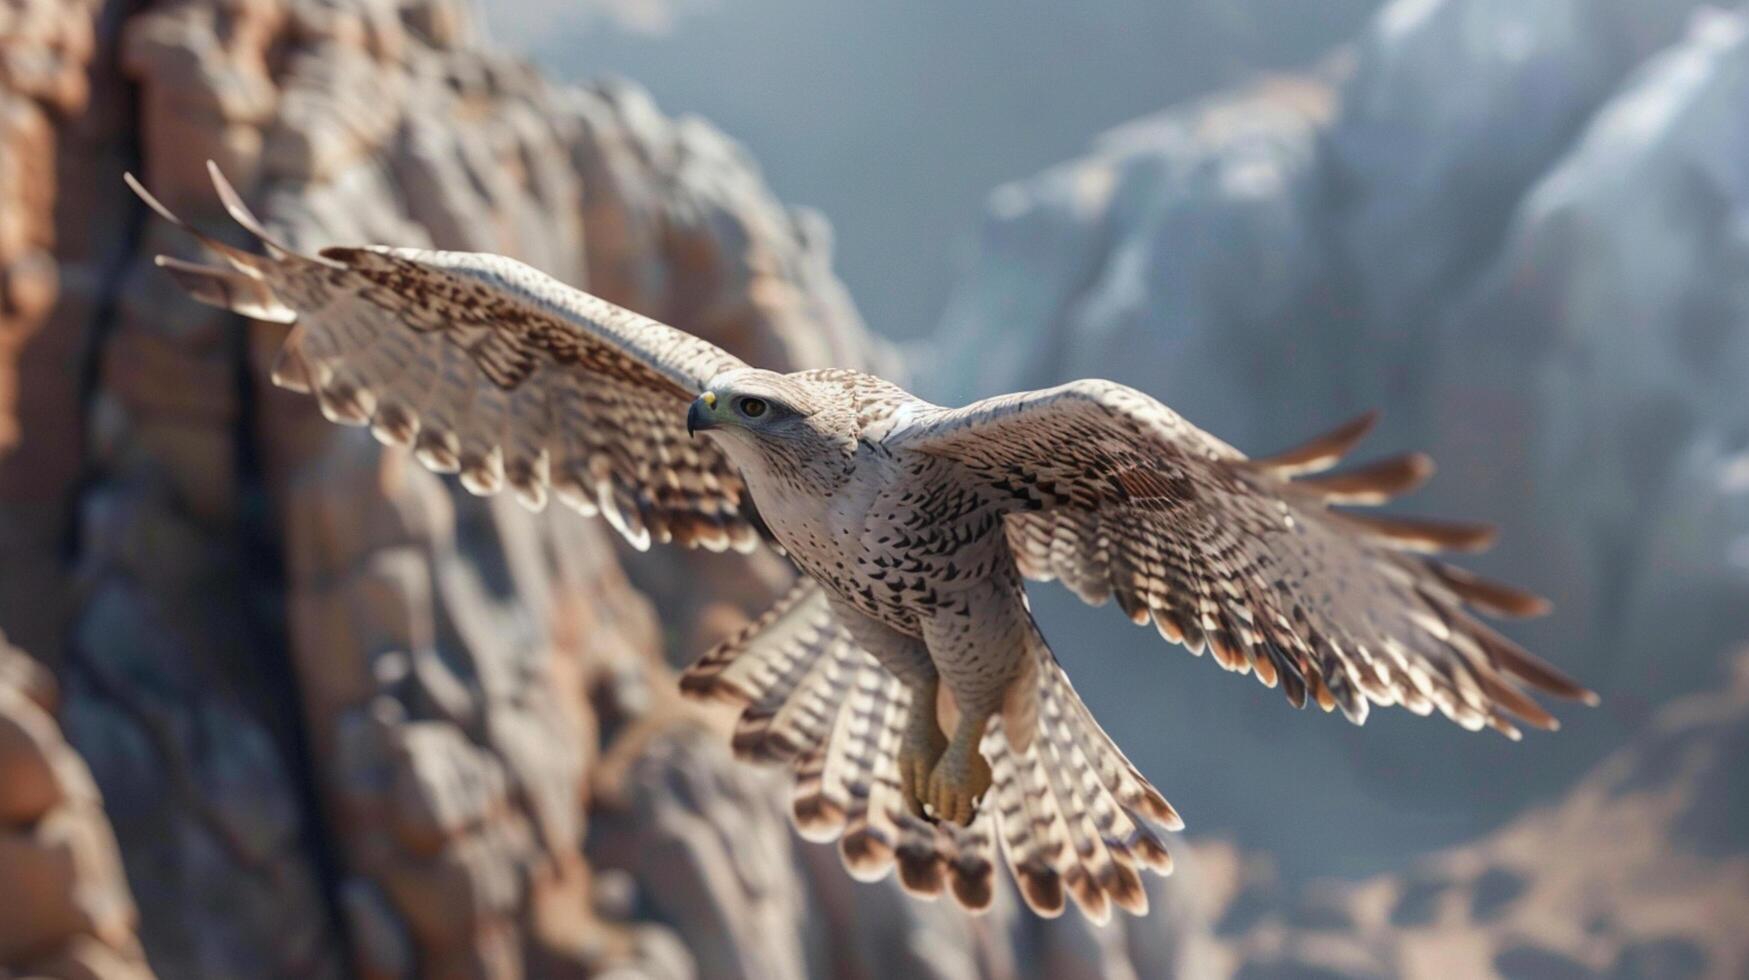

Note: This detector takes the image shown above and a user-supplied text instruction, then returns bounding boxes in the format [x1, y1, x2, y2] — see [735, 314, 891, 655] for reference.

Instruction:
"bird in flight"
[129, 165, 1595, 923]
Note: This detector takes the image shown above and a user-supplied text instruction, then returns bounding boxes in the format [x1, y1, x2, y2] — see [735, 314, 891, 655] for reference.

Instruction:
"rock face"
[1429, 8, 1749, 711]
[928, 0, 1749, 872]
[0, 0, 89, 455]
[0, 0, 101, 681]
[1205, 651, 1749, 980]
[0, 2, 1193, 978]
[0, 631, 153, 980]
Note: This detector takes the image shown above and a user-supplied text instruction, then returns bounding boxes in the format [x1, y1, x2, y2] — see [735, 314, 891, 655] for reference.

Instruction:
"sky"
[482, 0, 1381, 342]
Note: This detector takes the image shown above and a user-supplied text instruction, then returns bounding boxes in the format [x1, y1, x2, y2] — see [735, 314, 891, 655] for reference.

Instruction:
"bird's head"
[686, 369, 809, 438]
[686, 368, 858, 477]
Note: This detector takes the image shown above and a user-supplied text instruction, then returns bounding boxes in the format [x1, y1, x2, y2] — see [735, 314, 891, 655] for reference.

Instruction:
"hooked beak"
[686, 391, 718, 437]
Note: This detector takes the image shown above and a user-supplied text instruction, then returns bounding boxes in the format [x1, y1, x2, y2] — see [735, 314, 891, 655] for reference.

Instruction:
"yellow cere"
[702, 391, 717, 408]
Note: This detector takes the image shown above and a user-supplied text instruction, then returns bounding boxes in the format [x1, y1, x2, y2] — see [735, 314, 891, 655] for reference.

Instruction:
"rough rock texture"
[1205, 651, 1749, 980]
[0, 0, 90, 454]
[0, 0, 102, 671]
[928, 0, 1749, 871]
[0, 2, 1194, 978]
[0, 631, 153, 980]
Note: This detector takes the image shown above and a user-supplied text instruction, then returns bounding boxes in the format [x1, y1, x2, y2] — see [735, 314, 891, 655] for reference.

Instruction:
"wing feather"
[894, 380, 1595, 737]
[130, 166, 760, 553]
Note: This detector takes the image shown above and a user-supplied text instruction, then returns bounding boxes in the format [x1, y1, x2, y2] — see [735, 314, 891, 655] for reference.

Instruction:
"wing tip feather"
[1249, 409, 1380, 476]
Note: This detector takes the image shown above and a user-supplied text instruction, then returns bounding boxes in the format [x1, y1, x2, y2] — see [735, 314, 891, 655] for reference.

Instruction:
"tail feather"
[1056, 667, 1184, 832]
[987, 732, 1069, 917]
[1044, 683, 1167, 901]
[679, 580, 859, 765]
[980, 630, 1178, 921]
[692, 582, 1169, 920]
[939, 814, 998, 911]
[680, 578, 827, 703]
[833, 661, 998, 907]
[790, 743, 847, 842]
[1033, 729, 1118, 922]
[836, 663, 905, 880]
[730, 637, 852, 765]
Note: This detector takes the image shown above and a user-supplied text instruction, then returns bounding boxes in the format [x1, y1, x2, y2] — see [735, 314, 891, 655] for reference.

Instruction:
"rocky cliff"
[0, 1, 1198, 978]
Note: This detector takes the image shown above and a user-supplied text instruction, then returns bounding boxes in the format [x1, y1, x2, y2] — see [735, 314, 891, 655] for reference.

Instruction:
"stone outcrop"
[1205, 651, 1749, 979]
[1427, 8, 1749, 711]
[0, 631, 153, 980]
[0, 0, 90, 454]
[0, 0, 102, 674]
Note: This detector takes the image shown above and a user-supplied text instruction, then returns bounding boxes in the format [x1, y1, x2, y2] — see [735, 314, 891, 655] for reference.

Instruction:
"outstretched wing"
[893, 380, 1596, 738]
[127, 164, 760, 553]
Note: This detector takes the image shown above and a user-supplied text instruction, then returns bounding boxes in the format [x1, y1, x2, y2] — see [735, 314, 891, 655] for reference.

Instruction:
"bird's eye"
[737, 397, 768, 419]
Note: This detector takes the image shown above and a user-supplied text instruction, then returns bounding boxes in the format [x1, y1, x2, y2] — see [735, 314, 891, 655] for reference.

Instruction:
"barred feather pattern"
[980, 634, 1180, 922]
[680, 581, 1001, 909]
[679, 577, 833, 708]
[898, 382, 1595, 739]
[128, 165, 761, 553]
[680, 579, 1184, 919]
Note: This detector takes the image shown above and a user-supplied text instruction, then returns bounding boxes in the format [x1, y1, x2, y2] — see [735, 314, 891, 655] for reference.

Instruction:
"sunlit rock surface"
[1205, 651, 1749, 979]
[0, 630, 153, 980]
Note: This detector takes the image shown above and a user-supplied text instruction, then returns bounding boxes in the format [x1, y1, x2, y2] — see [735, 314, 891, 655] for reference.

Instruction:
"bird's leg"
[821, 597, 948, 819]
[915, 580, 1033, 825]
[923, 706, 994, 826]
[897, 677, 948, 818]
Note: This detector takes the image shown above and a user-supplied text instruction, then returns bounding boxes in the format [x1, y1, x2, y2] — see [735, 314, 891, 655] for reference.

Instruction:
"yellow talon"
[898, 688, 948, 817]
[923, 718, 993, 826]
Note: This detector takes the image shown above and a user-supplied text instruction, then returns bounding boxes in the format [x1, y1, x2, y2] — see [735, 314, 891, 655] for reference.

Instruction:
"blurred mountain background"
[0, 0, 1745, 978]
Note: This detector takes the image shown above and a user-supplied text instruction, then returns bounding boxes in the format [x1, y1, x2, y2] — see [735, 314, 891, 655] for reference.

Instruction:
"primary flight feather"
[129, 165, 1595, 923]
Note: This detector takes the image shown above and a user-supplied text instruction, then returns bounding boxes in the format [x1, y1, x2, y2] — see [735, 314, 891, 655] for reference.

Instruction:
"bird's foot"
[922, 735, 992, 826]
[897, 694, 947, 819]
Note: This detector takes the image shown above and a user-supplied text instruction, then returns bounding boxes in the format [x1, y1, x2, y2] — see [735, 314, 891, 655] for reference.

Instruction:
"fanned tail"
[831, 664, 997, 909]
[680, 582, 1175, 920]
[984, 623, 1179, 922]
[680, 582, 999, 910]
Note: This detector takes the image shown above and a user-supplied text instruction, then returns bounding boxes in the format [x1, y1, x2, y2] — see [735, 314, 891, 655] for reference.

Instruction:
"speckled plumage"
[133, 166, 1596, 923]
